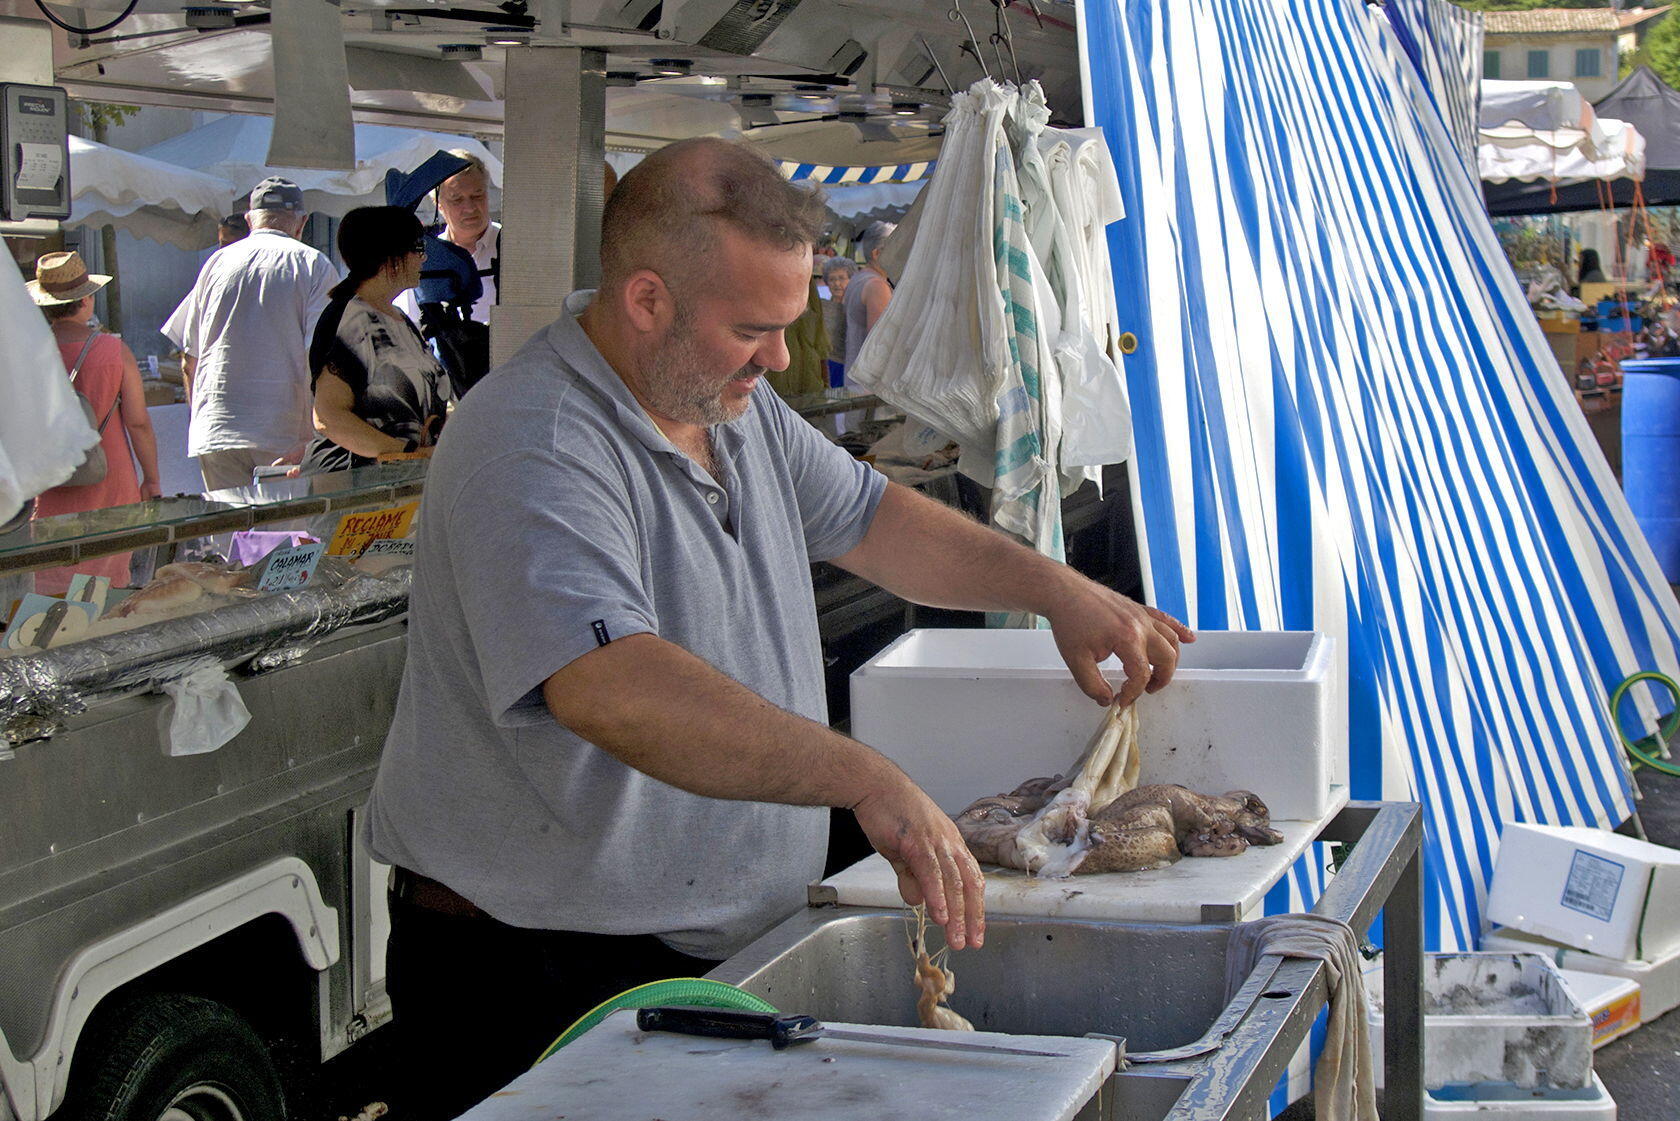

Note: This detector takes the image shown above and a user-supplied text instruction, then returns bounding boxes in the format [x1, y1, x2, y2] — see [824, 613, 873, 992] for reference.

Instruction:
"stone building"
[1483, 6, 1670, 102]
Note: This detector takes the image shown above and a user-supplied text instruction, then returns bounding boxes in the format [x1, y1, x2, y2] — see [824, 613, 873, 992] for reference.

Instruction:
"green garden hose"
[534, 977, 778, 1063]
[1610, 671, 1680, 778]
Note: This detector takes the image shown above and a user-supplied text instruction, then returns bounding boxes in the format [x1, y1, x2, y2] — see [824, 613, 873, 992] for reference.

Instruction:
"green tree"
[1451, 1, 1612, 10]
[1628, 12, 1680, 89]
[71, 101, 140, 334]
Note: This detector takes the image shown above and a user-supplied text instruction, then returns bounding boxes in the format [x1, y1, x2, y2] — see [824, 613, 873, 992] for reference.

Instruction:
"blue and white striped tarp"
[1384, 0, 1484, 176]
[1078, 0, 1680, 979]
[776, 160, 935, 184]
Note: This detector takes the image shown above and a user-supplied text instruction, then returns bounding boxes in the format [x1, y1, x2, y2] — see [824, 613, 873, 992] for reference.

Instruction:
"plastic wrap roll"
[0, 568, 411, 743]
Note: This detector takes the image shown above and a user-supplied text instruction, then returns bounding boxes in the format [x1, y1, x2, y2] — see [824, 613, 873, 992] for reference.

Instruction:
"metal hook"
[989, 0, 1023, 86]
[989, 32, 1015, 87]
[947, 0, 992, 80]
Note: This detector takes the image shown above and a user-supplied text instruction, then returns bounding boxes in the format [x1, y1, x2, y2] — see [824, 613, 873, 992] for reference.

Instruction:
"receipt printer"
[2, 83, 70, 222]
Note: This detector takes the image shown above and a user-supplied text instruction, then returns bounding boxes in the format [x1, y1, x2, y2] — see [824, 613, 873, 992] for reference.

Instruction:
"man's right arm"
[181, 354, 195, 401]
[542, 632, 986, 950]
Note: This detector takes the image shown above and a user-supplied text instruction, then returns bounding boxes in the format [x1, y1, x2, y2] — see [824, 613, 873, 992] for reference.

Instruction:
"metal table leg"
[1383, 836, 1425, 1121]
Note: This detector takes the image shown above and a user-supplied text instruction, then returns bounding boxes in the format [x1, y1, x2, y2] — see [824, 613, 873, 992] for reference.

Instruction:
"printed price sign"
[326, 501, 418, 557]
[257, 541, 327, 592]
[355, 537, 415, 576]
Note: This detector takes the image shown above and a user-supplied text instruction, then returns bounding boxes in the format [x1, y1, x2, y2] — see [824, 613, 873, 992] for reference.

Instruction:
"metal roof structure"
[0, 1, 1083, 163]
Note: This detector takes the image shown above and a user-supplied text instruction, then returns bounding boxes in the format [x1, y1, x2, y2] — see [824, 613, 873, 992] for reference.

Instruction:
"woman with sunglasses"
[302, 206, 448, 473]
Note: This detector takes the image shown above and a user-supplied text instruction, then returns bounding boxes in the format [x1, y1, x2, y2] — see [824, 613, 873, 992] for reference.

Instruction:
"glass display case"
[0, 463, 427, 746]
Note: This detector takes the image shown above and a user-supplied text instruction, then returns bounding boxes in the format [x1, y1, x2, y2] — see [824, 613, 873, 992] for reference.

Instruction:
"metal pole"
[1384, 841, 1425, 1121]
[491, 46, 607, 368]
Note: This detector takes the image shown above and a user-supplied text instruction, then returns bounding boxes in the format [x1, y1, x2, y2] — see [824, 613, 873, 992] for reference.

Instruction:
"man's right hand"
[851, 774, 986, 951]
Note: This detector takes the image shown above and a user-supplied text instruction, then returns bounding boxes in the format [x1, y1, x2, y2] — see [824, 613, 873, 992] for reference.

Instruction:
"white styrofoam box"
[1422, 1075, 1616, 1120]
[1365, 953, 1594, 1091]
[1483, 926, 1680, 1023]
[1485, 824, 1680, 963]
[849, 629, 1342, 821]
[1557, 969, 1641, 1049]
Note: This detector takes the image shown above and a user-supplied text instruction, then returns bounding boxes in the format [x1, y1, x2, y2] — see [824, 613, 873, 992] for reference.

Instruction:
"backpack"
[62, 330, 120, 488]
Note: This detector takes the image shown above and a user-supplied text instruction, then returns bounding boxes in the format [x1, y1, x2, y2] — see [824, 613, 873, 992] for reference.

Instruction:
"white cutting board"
[459, 1009, 1117, 1121]
[821, 788, 1347, 924]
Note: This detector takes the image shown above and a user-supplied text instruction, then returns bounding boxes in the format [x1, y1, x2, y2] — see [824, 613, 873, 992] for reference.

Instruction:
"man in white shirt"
[397, 151, 499, 328]
[174, 177, 339, 489]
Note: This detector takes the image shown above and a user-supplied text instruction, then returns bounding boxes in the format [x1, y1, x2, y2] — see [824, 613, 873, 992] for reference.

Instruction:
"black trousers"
[384, 888, 721, 1121]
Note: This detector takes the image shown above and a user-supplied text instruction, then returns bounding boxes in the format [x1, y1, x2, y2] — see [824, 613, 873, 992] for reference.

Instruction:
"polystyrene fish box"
[849, 629, 1340, 822]
[1485, 824, 1680, 962]
[1558, 969, 1642, 1049]
[1365, 953, 1594, 1091]
[1484, 926, 1680, 1023]
[1422, 1076, 1616, 1121]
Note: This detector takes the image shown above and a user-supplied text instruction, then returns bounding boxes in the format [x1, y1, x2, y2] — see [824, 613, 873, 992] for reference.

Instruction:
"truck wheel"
[62, 994, 287, 1121]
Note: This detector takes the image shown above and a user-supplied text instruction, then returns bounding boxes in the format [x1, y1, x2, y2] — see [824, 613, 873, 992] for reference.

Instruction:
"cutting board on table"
[819, 791, 1346, 924]
[458, 1009, 1117, 1121]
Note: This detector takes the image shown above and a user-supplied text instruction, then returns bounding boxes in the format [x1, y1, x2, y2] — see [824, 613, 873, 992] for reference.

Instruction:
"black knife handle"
[636, 1005, 821, 1050]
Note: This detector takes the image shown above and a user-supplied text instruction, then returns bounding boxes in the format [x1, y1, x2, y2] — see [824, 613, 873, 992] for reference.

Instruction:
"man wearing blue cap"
[172, 176, 340, 489]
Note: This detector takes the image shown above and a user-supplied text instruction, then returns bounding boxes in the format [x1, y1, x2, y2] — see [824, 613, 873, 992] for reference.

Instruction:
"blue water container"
[1621, 358, 1680, 580]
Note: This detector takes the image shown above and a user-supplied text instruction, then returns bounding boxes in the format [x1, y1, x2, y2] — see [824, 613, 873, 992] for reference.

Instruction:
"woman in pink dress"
[27, 252, 161, 595]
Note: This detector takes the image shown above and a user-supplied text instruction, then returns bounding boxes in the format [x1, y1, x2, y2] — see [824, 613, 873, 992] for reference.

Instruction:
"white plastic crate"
[1484, 926, 1680, 1024]
[849, 629, 1342, 821]
[1422, 1075, 1616, 1120]
[1366, 953, 1594, 1091]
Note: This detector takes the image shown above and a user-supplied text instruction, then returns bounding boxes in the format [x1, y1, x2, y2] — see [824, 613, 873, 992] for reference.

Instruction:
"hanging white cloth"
[849, 78, 1137, 594]
[1041, 126, 1133, 472]
[846, 81, 1014, 449]
[984, 81, 1068, 561]
[0, 266, 98, 525]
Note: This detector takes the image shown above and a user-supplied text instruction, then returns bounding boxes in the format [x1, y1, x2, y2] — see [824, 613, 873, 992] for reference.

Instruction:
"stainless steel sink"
[709, 908, 1232, 1052]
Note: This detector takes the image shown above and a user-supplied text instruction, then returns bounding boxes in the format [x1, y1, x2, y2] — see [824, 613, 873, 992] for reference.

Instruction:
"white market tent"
[139, 117, 503, 218]
[1478, 79, 1647, 186]
[1480, 116, 1646, 184]
[1480, 79, 1594, 133]
[68, 135, 235, 250]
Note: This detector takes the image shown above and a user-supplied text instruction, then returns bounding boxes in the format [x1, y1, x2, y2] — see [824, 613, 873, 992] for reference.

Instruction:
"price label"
[257, 541, 327, 592]
[326, 501, 418, 557]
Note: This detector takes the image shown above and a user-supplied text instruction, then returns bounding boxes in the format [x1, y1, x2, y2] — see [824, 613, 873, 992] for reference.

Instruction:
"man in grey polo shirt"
[366, 137, 1193, 1118]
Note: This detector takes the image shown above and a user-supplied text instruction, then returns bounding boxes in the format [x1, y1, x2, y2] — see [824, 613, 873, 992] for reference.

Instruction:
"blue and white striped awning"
[1080, 0, 1680, 987]
[1385, 0, 1484, 176]
[776, 160, 935, 184]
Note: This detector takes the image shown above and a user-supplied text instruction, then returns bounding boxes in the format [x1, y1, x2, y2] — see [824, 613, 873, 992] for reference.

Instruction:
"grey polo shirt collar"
[548, 290, 741, 528]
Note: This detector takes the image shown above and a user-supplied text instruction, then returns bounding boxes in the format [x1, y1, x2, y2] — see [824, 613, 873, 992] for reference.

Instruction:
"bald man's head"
[600, 137, 826, 299]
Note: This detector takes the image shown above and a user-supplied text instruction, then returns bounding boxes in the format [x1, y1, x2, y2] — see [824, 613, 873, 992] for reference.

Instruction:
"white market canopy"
[1478, 80, 1646, 185]
[68, 135, 235, 250]
[139, 117, 504, 219]
[1480, 80, 1594, 133]
[1480, 117, 1646, 185]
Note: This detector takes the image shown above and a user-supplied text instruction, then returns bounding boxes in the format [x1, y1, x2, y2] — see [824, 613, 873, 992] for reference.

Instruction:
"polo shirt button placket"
[706, 492, 720, 505]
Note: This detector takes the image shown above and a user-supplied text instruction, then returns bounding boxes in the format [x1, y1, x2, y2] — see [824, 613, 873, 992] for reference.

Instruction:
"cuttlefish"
[955, 779, 1284, 874]
[950, 701, 1283, 876]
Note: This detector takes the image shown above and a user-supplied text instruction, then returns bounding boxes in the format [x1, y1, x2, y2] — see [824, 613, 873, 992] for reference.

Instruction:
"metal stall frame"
[1145, 801, 1424, 1121]
[716, 800, 1423, 1121]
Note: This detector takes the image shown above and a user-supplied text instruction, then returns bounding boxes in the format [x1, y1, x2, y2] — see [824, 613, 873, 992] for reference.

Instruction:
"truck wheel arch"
[2, 856, 338, 1121]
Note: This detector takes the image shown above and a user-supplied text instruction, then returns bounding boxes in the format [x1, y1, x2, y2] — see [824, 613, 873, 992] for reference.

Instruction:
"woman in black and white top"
[303, 207, 448, 474]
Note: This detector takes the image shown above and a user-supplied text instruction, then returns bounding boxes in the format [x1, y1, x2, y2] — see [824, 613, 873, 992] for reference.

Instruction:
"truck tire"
[61, 993, 287, 1121]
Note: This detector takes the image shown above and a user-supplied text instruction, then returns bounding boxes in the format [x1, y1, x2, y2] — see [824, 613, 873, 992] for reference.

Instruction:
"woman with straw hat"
[28, 251, 161, 594]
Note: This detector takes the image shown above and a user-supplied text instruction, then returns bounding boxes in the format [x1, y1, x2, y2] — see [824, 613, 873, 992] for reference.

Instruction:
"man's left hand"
[1043, 572, 1195, 707]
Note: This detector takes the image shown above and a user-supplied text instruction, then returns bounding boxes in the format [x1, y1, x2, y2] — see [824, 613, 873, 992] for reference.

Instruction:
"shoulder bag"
[62, 330, 120, 488]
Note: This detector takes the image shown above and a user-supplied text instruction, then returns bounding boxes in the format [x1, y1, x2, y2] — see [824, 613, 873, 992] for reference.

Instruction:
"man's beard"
[643, 302, 763, 427]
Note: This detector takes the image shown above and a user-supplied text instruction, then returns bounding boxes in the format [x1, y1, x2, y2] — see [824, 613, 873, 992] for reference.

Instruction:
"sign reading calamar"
[257, 541, 327, 592]
[326, 501, 418, 557]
